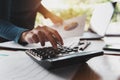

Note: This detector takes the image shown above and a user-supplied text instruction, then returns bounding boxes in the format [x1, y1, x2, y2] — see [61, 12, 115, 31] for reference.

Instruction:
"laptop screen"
[90, 2, 115, 36]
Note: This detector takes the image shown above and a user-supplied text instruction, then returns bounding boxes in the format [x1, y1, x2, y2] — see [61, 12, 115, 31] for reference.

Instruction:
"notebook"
[81, 2, 116, 40]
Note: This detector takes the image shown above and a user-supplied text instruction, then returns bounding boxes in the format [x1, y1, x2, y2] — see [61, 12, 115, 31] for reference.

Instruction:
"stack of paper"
[0, 51, 78, 80]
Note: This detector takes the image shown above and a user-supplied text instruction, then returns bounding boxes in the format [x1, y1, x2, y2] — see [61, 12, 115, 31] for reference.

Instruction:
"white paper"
[0, 41, 51, 49]
[0, 36, 81, 50]
[0, 50, 21, 59]
[103, 37, 120, 44]
[0, 51, 78, 80]
[106, 22, 120, 35]
[51, 15, 86, 39]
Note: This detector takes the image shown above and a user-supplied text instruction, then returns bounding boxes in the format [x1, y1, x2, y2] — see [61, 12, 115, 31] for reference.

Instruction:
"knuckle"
[53, 30, 57, 33]
[34, 30, 39, 35]
[31, 34, 36, 39]
[37, 30, 41, 34]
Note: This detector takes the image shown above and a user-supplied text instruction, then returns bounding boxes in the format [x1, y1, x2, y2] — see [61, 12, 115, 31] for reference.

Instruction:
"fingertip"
[62, 42, 64, 45]
[41, 41, 45, 46]
[51, 41, 57, 49]
[53, 45, 57, 49]
[60, 39, 64, 45]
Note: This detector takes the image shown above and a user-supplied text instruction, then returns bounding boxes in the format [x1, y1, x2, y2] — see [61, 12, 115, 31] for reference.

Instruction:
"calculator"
[25, 45, 103, 69]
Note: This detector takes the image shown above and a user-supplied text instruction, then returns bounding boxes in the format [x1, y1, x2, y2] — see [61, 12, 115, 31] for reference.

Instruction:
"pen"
[79, 41, 91, 51]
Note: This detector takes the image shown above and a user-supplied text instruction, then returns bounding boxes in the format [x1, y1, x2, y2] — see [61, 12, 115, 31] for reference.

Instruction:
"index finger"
[47, 27, 63, 45]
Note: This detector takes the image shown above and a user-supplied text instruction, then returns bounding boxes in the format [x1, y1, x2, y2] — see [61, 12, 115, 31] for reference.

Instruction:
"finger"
[31, 34, 39, 43]
[27, 31, 39, 43]
[31, 30, 40, 43]
[47, 27, 63, 45]
[38, 31, 45, 46]
[47, 33, 57, 48]
[35, 26, 46, 46]
[33, 28, 45, 45]
[41, 27, 57, 48]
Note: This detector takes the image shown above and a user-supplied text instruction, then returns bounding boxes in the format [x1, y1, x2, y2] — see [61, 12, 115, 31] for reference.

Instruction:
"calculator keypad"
[26, 46, 79, 60]
[26, 41, 91, 60]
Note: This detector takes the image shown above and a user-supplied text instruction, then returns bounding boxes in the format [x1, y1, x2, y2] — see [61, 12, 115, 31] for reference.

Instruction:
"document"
[52, 15, 86, 39]
[0, 41, 46, 50]
[0, 36, 80, 50]
[0, 51, 79, 80]
[103, 37, 120, 44]
[106, 22, 120, 36]
[0, 50, 20, 59]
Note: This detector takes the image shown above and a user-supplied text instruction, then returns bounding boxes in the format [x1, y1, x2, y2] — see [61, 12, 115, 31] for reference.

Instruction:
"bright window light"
[41, 0, 69, 9]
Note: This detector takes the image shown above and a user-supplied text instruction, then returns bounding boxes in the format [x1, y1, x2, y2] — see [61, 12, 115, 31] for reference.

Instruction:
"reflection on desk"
[72, 63, 101, 80]
[87, 55, 120, 80]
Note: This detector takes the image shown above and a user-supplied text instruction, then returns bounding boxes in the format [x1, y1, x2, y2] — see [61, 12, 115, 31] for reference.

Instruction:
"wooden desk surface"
[72, 40, 120, 80]
[72, 55, 120, 80]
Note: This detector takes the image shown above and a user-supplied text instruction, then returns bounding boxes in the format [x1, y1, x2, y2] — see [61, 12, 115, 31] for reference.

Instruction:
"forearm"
[37, 3, 53, 18]
[0, 20, 28, 43]
[37, 2, 63, 24]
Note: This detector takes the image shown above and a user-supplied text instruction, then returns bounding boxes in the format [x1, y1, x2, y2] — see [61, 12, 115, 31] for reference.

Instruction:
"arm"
[0, 20, 28, 43]
[37, 3, 63, 25]
[0, 20, 63, 48]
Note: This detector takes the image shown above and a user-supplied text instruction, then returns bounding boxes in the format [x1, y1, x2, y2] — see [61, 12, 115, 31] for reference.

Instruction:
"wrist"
[20, 31, 29, 43]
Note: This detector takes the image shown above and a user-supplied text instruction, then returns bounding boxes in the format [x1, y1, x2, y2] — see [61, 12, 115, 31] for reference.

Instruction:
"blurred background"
[35, 0, 120, 30]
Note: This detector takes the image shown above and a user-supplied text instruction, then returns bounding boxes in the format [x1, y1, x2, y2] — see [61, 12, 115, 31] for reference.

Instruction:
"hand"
[49, 13, 63, 25]
[20, 26, 63, 48]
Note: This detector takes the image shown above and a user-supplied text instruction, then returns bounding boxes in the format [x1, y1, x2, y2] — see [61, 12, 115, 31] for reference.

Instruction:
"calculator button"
[60, 50, 66, 53]
[66, 49, 72, 52]
[72, 48, 78, 52]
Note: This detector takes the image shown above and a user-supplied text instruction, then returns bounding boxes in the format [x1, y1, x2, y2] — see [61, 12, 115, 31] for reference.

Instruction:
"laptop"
[81, 2, 116, 40]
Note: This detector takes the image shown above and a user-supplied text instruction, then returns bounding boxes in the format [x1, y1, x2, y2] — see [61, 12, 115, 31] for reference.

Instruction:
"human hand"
[20, 26, 63, 48]
[49, 13, 63, 25]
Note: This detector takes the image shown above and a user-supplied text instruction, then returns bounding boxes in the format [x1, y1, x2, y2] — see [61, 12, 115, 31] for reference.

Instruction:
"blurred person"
[0, 0, 63, 48]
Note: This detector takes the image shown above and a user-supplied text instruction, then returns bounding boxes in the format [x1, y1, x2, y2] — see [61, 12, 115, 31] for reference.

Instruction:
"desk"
[0, 40, 120, 80]
[72, 40, 120, 80]
[72, 54, 120, 80]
